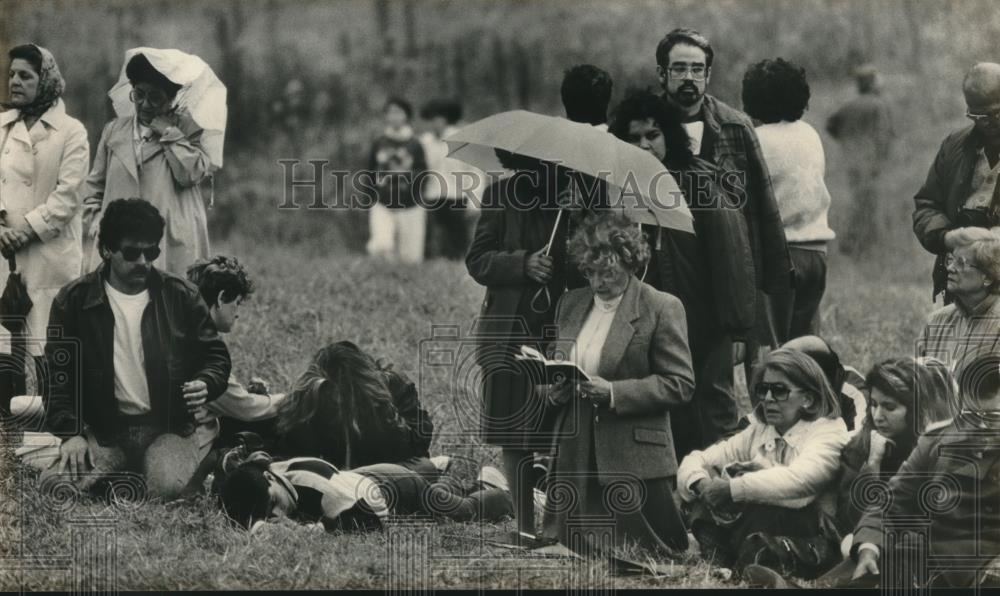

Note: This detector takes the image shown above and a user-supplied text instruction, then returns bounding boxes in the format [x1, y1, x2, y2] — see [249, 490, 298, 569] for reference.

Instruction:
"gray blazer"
[548, 277, 695, 483]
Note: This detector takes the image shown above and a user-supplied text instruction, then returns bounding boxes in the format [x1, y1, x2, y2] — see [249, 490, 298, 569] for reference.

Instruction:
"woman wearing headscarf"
[81, 49, 223, 276]
[0, 44, 89, 414]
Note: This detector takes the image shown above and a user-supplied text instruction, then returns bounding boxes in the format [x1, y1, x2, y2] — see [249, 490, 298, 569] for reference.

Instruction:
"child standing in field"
[365, 97, 428, 263]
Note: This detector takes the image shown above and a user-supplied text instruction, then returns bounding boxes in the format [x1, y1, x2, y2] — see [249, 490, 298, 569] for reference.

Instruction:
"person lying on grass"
[186, 255, 285, 451]
[218, 444, 513, 532]
[274, 340, 434, 475]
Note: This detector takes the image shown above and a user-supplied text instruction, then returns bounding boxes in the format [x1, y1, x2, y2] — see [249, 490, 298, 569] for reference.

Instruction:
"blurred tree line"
[1, 0, 997, 249]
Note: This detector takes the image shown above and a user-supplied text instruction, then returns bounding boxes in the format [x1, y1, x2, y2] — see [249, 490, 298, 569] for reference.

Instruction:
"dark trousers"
[425, 198, 471, 260]
[765, 246, 827, 344]
[353, 460, 513, 523]
[671, 332, 740, 459]
[686, 501, 822, 568]
[0, 352, 45, 416]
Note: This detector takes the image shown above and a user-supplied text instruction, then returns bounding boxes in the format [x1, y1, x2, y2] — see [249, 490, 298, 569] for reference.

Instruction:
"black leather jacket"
[43, 263, 231, 444]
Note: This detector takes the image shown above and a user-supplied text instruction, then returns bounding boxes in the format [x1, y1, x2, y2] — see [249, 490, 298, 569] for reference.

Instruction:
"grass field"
[0, 101, 958, 590]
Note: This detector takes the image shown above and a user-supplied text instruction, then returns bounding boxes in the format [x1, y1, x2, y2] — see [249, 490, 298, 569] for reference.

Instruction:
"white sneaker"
[477, 465, 509, 492]
[430, 455, 452, 473]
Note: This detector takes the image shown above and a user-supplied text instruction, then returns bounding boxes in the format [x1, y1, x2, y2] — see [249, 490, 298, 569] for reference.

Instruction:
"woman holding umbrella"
[0, 44, 89, 414]
[81, 48, 226, 276]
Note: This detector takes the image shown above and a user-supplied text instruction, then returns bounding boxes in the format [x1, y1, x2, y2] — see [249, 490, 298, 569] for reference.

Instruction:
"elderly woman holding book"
[538, 212, 695, 557]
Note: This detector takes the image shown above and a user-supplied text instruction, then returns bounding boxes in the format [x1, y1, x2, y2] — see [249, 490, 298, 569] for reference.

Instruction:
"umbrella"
[444, 110, 694, 234]
[0, 255, 32, 335]
[108, 47, 228, 170]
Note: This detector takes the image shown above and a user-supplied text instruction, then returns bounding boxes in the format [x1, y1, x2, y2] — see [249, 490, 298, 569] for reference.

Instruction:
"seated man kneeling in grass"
[218, 444, 513, 531]
[41, 198, 231, 498]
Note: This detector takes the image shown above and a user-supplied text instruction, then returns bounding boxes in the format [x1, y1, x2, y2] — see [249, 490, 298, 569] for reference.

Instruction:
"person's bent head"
[957, 354, 1000, 429]
[561, 64, 613, 126]
[98, 198, 165, 293]
[126, 53, 181, 126]
[8, 44, 64, 116]
[963, 63, 1000, 147]
[741, 58, 810, 125]
[609, 89, 693, 165]
[655, 28, 713, 109]
[781, 335, 846, 395]
[186, 256, 255, 333]
[942, 227, 1000, 302]
[750, 347, 841, 434]
[567, 212, 650, 302]
[865, 357, 955, 444]
[219, 456, 298, 530]
[276, 341, 395, 460]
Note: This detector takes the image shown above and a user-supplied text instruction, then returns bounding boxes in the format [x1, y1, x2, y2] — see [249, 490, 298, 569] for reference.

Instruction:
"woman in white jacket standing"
[677, 347, 848, 575]
[0, 44, 88, 415]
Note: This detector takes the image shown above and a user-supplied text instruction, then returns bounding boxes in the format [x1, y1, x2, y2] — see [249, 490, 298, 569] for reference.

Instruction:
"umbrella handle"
[530, 285, 552, 314]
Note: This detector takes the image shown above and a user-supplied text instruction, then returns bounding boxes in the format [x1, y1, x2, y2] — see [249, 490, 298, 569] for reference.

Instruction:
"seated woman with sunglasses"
[676, 347, 848, 576]
[81, 50, 214, 276]
[920, 227, 1000, 379]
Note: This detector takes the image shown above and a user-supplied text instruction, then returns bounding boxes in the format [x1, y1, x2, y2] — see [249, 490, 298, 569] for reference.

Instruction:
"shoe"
[477, 465, 509, 492]
[429, 455, 452, 474]
[743, 564, 801, 589]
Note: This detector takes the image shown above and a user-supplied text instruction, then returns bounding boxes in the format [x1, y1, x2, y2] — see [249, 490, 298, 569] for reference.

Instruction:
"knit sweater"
[755, 120, 836, 245]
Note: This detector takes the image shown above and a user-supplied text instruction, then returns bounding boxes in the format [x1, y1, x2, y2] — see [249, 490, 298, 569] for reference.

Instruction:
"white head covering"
[108, 47, 227, 169]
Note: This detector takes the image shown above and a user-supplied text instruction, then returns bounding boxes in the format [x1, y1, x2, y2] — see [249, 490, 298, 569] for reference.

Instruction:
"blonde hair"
[944, 227, 1000, 290]
[567, 212, 651, 274]
[750, 347, 842, 424]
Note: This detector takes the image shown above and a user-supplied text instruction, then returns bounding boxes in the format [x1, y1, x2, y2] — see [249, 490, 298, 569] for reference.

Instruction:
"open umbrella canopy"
[445, 110, 693, 234]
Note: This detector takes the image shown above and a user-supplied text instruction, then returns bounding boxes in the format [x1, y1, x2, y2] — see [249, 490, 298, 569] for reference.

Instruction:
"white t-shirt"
[682, 121, 705, 156]
[104, 282, 152, 415]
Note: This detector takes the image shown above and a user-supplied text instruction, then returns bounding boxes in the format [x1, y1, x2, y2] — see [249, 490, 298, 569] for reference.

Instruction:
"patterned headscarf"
[4, 44, 65, 119]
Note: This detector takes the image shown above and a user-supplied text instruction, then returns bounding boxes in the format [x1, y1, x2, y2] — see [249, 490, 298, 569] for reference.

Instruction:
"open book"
[514, 345, 592, 385]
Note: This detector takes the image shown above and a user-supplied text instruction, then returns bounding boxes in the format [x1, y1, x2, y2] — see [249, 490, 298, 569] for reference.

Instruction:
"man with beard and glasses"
[655, 28, 792, 385]
[914, 63, 1000, 304]
[39, 198, 231, 497]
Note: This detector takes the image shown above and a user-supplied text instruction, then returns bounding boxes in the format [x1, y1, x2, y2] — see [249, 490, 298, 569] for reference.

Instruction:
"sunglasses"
[118, 245, 161, 262]
[754, 382, 796, 402]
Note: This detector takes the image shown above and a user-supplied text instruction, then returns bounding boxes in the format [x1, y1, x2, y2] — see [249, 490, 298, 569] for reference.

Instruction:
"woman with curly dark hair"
[610, 90, 756, 459]
[742, 58, 834, 343]
[275, 341, 434, 471]
[538, 212, 695, 558]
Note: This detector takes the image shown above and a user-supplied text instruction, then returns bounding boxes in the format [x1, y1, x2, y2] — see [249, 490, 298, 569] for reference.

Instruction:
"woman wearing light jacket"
[0, 44, 88, 414]
[677, 347, 848, 573]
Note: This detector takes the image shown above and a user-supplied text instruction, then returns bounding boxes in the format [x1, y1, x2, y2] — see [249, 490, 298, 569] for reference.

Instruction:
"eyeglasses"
[754, 382, 796, 402]
[966, 108, 1000, 125]
[665, 63, 708, 81]
[945, 253, 981, 272]
[582, 267, 622, 284]
[118, 245, 161, 262]
[129, 88, 170, 108]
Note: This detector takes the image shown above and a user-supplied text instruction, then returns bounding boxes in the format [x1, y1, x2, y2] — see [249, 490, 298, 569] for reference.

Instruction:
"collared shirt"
[921, 293, 1000, 377]
[963, 147, 1000, 211]
[677, 415, 848, 508]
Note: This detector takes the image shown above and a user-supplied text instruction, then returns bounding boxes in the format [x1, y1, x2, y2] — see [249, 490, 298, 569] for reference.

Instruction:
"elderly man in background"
[913, 62, 1000, 303]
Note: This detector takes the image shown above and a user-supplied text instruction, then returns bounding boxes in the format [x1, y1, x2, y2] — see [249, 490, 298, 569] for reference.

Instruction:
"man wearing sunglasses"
[914, 62, 1000, 303]
[655, 27, 792, 395]
[40, 198, 231, 496]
